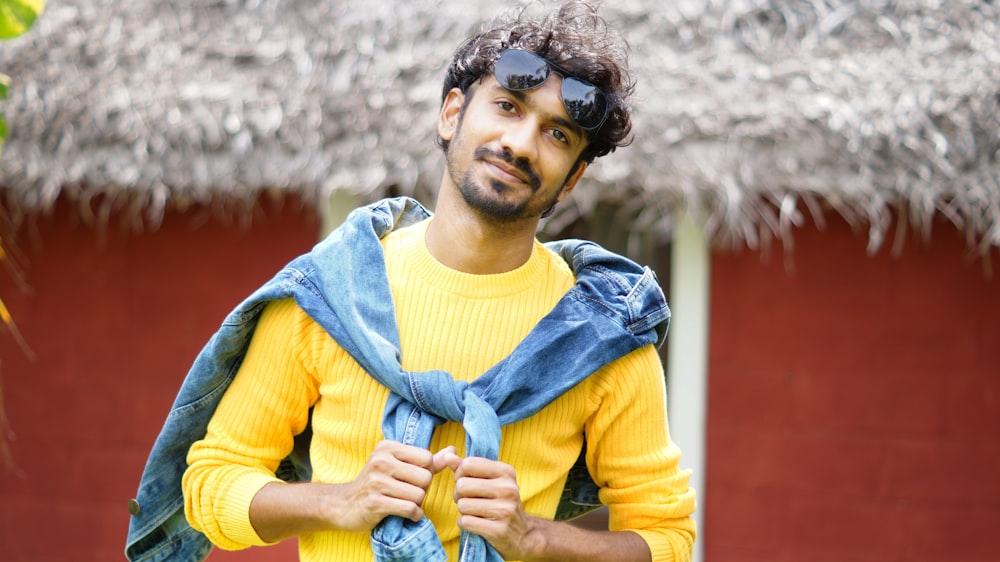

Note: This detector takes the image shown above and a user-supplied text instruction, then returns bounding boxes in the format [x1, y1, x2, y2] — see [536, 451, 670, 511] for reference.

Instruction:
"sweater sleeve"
[585, 345, 697, 562]
[183, 298, 320, 551]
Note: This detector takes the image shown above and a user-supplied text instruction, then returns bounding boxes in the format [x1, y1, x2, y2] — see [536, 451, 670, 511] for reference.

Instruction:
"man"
[180, 2, 695, 561]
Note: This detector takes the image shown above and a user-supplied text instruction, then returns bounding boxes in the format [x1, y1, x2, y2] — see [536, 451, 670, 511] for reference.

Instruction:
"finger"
[454, 456, 514, 479]
[377, 494, 426, 523]
[454, 476, 520, 501]
[367, 470, 427, 510]
[367, 449, 433, 489]
[454, 471, 520, 504]
[455, 496, 519, 519]
[381, 440, 435, 469]
[455, 511, 506, 538]
[387, 460, 435, 490]
[364, 444, 434, 488]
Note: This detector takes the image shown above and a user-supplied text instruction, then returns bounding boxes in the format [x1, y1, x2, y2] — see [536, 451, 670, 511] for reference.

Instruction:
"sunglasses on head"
[492, 48, 611, 132]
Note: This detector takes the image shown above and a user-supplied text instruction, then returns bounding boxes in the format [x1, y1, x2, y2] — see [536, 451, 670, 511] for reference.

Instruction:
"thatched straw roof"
[1, 0, 998, 253]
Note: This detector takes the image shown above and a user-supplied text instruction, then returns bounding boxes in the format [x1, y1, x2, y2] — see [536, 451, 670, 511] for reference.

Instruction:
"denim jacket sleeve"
[123, 283, 294, 562]
[124, 197, 431, 562]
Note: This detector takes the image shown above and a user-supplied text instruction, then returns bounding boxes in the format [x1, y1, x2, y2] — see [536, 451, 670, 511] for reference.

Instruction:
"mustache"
[474, 146, 541, 191]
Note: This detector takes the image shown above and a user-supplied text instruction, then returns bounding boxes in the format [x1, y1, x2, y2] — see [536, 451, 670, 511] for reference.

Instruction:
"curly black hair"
[438, 1, 635, 163]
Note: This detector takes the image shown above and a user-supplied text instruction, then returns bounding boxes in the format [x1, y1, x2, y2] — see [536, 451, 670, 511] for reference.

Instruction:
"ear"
[438, 88, 465, 142]
[558, 160, 588, 202]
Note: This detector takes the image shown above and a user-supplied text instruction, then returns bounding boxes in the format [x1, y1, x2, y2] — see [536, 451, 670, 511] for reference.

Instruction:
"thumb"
[431, 446, 462, 473]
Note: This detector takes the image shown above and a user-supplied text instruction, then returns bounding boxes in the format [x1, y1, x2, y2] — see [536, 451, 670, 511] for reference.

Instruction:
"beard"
[447, 143, 562, 224]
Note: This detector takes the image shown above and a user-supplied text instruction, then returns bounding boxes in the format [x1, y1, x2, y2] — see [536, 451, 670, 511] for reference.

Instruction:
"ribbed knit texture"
[184, 218, 696, 561]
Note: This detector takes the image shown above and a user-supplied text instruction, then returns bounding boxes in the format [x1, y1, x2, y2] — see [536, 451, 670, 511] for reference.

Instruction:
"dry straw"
[0, 0, 997, 255]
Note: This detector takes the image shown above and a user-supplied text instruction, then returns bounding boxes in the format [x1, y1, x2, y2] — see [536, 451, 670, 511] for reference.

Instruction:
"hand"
[337, 440, 456, 534]
[450, 456, 540, 561]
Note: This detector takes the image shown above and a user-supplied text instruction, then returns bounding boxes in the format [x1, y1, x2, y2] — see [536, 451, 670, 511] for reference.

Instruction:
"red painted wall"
[706, 213, 1000, 562]
[0, 196, 317, 561]
[4, 198, 998, 561]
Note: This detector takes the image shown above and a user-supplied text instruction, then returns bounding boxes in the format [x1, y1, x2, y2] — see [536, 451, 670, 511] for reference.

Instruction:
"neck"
[425, 185, 540, 275]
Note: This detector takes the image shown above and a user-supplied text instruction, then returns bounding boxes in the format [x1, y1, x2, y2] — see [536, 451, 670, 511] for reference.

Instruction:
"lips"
[486, 159, 529, 185]
[472, 146, 540, 191]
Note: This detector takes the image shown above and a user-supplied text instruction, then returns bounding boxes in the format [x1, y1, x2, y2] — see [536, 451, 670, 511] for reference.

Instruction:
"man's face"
[438, 74, 589, 223]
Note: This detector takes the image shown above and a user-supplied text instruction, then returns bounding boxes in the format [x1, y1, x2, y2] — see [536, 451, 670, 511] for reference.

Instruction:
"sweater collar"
[396, 218, 556, 299]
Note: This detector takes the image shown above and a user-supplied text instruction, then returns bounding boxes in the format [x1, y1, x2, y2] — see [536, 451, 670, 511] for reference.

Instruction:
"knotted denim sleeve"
[295, 202, 670, 562]
[125, 196, 670, 562]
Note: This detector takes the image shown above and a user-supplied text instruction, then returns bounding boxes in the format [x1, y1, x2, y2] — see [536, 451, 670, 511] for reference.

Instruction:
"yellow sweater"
[184, 219, 696, 561]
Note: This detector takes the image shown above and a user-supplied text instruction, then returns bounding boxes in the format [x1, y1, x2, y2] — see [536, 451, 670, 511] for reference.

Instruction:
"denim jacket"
[125, 197, 670, 562]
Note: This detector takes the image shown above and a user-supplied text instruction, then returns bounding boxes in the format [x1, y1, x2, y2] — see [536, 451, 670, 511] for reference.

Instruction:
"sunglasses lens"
[494, 49, 611, 131]
[495, 49, 550, 91]
[562, 77, 609, 130]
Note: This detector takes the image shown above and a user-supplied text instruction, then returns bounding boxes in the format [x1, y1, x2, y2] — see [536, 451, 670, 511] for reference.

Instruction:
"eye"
[550, 128, 570, 144]
[497, 100, 517, 113]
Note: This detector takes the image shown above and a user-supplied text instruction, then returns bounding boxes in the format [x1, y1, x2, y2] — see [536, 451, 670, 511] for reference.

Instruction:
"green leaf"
[0, 0, 43, 40]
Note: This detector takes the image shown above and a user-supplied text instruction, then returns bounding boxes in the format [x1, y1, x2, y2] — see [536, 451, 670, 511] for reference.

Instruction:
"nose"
[499, 116, 539, 164]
